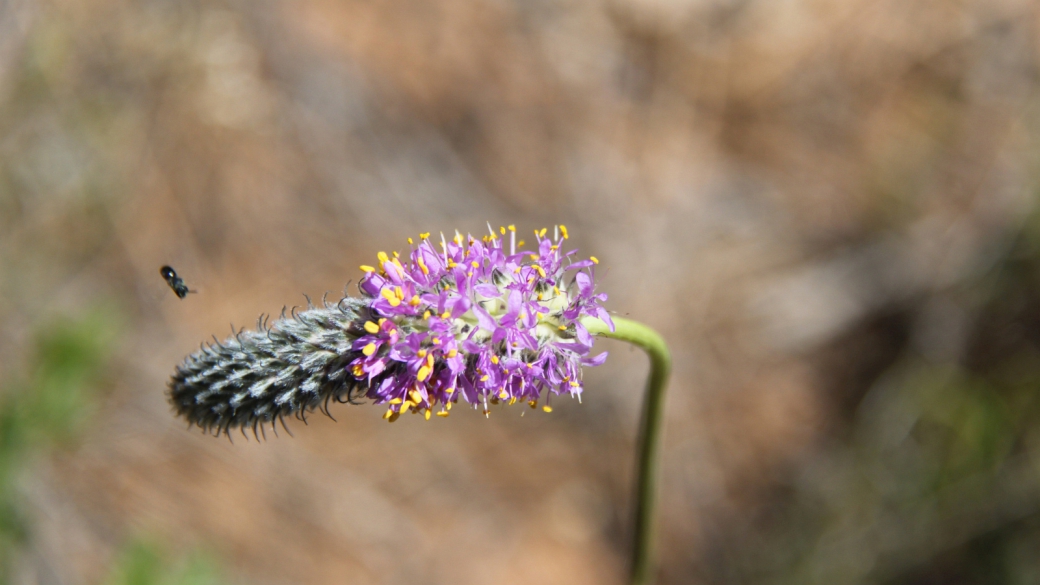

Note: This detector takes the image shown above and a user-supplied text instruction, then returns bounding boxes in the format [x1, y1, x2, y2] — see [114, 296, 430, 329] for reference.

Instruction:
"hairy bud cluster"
[168, 297, 367, 437]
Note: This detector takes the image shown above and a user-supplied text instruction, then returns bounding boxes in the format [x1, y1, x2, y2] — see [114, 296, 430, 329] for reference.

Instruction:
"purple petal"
[582, 352, 609, 366]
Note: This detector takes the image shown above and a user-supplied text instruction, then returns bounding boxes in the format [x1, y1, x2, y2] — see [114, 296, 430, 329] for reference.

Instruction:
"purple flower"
[351, 225, 611, 421]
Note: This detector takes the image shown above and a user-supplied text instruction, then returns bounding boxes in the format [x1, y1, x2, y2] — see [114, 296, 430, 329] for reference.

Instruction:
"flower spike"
[167, 226, 610, 434]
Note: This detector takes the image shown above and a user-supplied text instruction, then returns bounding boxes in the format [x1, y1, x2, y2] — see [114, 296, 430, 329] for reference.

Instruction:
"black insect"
[160, 265, 195, 299]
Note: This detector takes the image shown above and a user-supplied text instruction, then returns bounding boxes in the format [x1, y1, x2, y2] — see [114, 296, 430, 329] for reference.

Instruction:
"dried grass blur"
[2, 0, 1040, 583]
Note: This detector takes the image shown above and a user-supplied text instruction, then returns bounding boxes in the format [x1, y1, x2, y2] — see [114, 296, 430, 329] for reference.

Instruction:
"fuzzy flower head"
[352, 225, 612, 421]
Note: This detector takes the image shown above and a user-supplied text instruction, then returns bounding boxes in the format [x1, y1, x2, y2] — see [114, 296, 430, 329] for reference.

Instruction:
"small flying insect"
[160, 265, 195, 299]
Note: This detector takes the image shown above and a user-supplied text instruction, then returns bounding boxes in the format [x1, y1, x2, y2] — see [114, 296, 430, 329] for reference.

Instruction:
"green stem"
[581, 315, 672, 585]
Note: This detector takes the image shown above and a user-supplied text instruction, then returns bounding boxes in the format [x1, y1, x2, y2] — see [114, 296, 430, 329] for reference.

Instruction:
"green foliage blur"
[0, 308, 222, 584]
[0, 306, 120, 572]
[102, 539, 221, 585]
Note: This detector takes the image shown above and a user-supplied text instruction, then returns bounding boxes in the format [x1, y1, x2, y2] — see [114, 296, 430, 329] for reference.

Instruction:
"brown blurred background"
[3, 0, 1040, 583]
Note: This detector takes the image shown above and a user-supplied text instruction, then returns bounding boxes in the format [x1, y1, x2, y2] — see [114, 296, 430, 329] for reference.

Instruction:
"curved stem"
[581, 315, 672, 585]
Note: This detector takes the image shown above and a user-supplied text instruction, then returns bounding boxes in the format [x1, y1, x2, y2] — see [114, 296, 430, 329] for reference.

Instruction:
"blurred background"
[2, 0, 1040, 583]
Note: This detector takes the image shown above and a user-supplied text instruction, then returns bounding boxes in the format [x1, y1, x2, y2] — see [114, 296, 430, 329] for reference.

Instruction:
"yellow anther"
[590, 256, 599, 264]
[360, 265, 376, 273]
[409, 295, 421, 306]
[362, 342, 377, 356]
[508, 397, 517, 405]
[517, 240, 525, 247]
[558, 325, 567, 330]
[446, 388, 455, 395]
[528, 400, 537, 409]
[364, 321, 380, 333]
[389, 398, 403, 405]
[471, 261, 479, 268]
[427, 354, 434, 368]
[525, 363, 533, 369]
[446, 400, 453, 409]
[441, 311, 451, 319]
[553, 286, 561, 295]
[559, 225, 569, 239]
[447, 260, 457, 268]
[423, 310, 432, 319]
[480, 375, 490, 382]
[534, 265, 546, 278]
[417, 257, 429, 275]
[530, 254, 539, 260]
[378, 318, 386, 325]
[408, 237, 414, 245]
[417, 349, 427, 358]
[377, 251, 389, 263]
[514, 266, 522, 274]
[539, 228, 548, 237]
[394, 286, 404, 300]
[543, 405, 553, 413]
[570, 381, 580, 387]
[551, 245, 558, 251]
[409, 389, 424, 404]
[467, 271, 473, 278]
[437, 411, 449, 417]
[381, 288, 401, 307]
[420, 232, 430, 240]
[351, 364, 364, 377]
[383, 409, 394, 419]
[447, 349, 458, 358]
[432, 337, 441, 345]
[417, 365, 431, 382]
[393, 251, 400, 258]
[454, 234, 463, 245]
[490, 355, 499, 364]
[424, 409, 432, 420]
[499, 390, 508, 399]
[500, 226, 506, 234]
[402, 400, 414, 409]
[537, 293, 543, 301]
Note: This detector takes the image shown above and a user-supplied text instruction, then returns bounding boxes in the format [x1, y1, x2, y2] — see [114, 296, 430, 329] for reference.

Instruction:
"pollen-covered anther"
[364, 321, 380, 334]
[362, 342, 377, 356]
[381, 288, 400, 307]
[417, 365, 432, 382]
